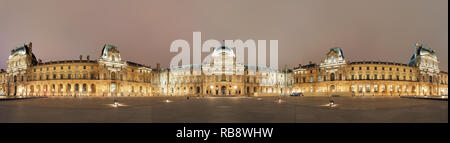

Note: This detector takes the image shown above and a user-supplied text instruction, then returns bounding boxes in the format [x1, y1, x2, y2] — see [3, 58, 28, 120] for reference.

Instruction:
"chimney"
[38, 59, 42, 63]
[157, 63, 161, 71]
[309, 61, 312, 65]
[87, 55, 90, 61]
[79, 55, 83, 61]
[1, 69, 4, 72]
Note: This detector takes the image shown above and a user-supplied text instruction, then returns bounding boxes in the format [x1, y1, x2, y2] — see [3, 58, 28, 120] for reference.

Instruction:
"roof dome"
[101, 44, 119, 58]
[409, 44, 437, 66]
[10, 43, 31, 56]
[212, 46, 235, 57]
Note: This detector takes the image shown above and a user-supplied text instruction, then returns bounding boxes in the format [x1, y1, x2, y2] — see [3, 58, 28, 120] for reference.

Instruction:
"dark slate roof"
[349, 61, 410, 67]
[409, 44, 436, 66]
[126, 61, 151, 69]
[329, 47, 344, 59]
[35, 60, 98, 66]
[101, 44, 118, 58]
[11, 43, 38, 65]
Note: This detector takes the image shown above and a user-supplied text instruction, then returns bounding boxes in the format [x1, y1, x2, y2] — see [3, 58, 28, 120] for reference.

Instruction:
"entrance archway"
[221, 86, 226, 95]
[330, 85, 336, 92]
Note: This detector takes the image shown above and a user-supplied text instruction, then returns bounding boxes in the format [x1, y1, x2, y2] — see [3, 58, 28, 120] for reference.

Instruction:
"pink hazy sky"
[0, 0, 448, 71]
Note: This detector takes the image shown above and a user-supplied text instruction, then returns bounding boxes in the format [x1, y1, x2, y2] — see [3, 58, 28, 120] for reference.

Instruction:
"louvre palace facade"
[0, 42, 448, 97]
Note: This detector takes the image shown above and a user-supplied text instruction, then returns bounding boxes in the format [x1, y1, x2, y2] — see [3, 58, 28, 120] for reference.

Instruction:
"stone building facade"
[292, 44, 448, 96]
[157, 46, 293, 96]
[0, 43, 156, 97]
[0, 42, 447, 97]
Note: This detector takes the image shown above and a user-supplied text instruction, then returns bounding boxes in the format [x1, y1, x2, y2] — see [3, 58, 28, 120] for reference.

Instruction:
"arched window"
[91, 84, 96, 93]
[67, 84, 71, 92]
[111, 55, 115, 61]
[75, 84, 79, 92]
[59, 84, 63, 92]
[111, 72, 116, 80]
[82, 84, 87, 92]
[330, 73, 335, 81]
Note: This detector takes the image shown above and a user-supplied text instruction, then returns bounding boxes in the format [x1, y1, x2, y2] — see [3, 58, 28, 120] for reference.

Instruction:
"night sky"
[0, 0, 447, 71]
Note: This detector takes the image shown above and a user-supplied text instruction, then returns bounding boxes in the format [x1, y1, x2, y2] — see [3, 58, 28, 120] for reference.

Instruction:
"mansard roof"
[329, 47, 344, 59]
[101, 44, 119, 58]
[409, 44, 437, 66]
[212, 46, 235, 57]
[10, 42, 38, 65]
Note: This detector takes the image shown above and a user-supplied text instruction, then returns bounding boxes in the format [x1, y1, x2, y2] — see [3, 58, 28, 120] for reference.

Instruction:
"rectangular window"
[366, 74, 370, 80]
[351, 75, 354, 80]
[374, 74, 378, 80]
[68, 74, 71, 79]
[60, 74, 64, 79]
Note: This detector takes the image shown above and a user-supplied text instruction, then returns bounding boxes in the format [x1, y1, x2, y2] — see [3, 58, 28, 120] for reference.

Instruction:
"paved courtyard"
[0, 96, 447, 123]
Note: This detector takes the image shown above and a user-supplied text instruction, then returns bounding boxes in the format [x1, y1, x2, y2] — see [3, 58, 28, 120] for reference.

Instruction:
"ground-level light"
[113, 99, 119, 107]
[329, 100, 335, 106]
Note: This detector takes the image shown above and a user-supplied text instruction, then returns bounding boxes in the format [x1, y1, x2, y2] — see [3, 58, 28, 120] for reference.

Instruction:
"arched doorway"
[330, 85, 336, 92]
[221, 86, 226, 95]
